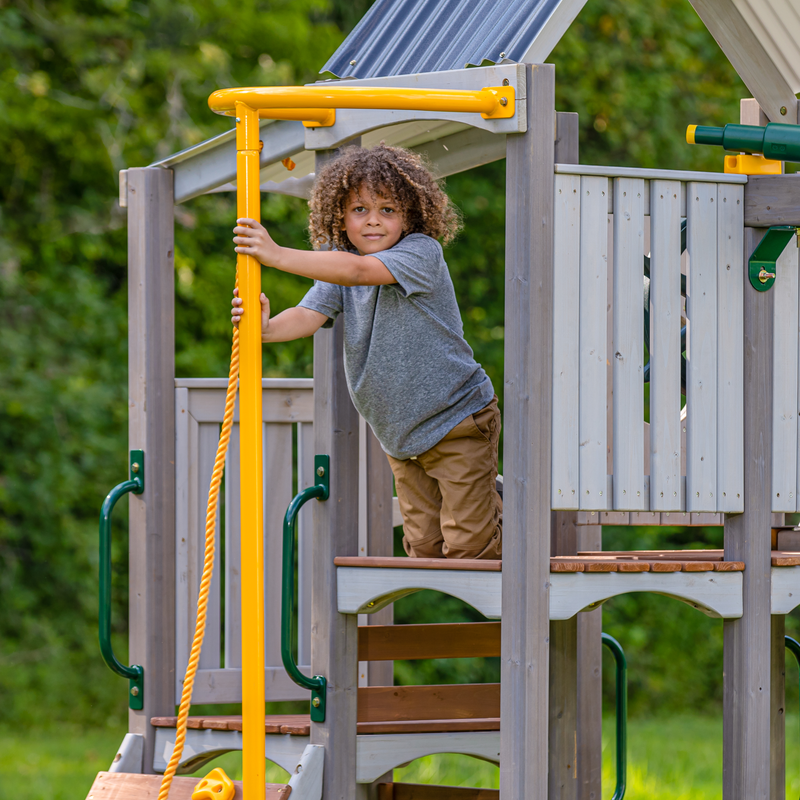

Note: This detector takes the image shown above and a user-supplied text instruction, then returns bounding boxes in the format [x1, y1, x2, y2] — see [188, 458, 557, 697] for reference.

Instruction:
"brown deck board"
[772, 551, 800, 566]
[334, 556, 501, 571]
[85, 772, 290, 800]
[359, 622, 501, 661]
[378, 783, 499, 799]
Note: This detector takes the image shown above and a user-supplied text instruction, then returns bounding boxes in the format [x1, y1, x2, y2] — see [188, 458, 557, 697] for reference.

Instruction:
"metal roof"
[320, 0, 564, 79]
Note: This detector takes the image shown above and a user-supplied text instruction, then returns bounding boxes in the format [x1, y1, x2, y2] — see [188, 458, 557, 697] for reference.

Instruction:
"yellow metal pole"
[235, 100, 266, 800]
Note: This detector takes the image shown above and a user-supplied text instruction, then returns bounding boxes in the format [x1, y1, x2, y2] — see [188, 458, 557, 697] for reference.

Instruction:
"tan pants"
[387, 396, 502, 560]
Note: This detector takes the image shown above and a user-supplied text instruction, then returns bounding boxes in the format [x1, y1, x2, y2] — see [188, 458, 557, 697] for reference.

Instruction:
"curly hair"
[308, 144, 461, 251]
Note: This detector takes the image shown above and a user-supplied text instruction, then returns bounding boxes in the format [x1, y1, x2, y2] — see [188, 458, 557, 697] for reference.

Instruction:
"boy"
[232, 144, 501, 560]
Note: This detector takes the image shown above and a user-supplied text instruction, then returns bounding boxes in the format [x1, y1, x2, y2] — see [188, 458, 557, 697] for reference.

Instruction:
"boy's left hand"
[233, 218, 280, 266]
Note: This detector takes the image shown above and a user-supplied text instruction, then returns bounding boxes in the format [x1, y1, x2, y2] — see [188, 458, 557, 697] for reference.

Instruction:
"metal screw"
[312, 697, 321, 708]
[131, 686, 140, 697]
[131, 463, 140, 474]
[235, 117, 241, 123]
[499, 52, 506, 58]
[499, 97, 508, 107]
[781, 106, 788, 116]
[316, 466, 325, 477]
[503, 78, 509, 86]
[350, 59, 357, 66]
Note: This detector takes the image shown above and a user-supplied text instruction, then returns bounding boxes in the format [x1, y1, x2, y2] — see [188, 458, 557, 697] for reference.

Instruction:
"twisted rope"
[158, 297, 240, 800]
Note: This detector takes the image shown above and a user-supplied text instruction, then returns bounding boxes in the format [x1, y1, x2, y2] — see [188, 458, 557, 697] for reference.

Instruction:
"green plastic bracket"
[749, 226, 797, 291]
[99, 450, 145, 710]
[282, 454, 330, 722]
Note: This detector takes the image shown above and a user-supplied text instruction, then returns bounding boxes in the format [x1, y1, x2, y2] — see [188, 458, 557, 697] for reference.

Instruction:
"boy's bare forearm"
[271, 247, 373, 286]
[263, 306, 327, 343]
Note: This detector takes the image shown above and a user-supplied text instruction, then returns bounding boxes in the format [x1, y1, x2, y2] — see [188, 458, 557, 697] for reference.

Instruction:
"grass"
[3, 714, 800, 798]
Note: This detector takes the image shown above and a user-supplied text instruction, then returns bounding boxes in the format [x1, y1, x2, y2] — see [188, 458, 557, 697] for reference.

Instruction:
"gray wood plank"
[686, 182, 719, 511]
[224, 424, 242, 670]
[500, 62, 555, 800]
[771, 239, 798, 512]
[311, 147, 361, 800]
[722, 227, 773, 800]
[579, 175, 610, 511]
[744, 175, 800, 227]
[575, 524, 602, 800]
[187, 385, 313, 424]
[126, 167, 176, 772]
[552, 173, 581, 509]
[264, 424, 293, 669]
[716, 184, 745, 514]
[771, 614, 786, 800]
[174, 388, 191, 698]
[612, 177, 646, 510]
[649, 180, 683, 511]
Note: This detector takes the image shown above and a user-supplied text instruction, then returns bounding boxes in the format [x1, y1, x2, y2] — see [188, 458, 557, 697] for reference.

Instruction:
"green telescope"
[687, 122, 800, 163]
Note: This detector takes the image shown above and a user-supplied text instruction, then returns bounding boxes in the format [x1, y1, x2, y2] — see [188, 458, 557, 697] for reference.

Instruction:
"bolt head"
[131, 463, 140, 473]
[235, 117, 241, 123]
[312, 697, 321, 708]
[499, 52, 506, 58]
[131, 686, 140, 696]
[316, 466, 325, 477]
[349, 59, 357, 66]
[781, 106, 788, 116]
[499, 97, 508, 107]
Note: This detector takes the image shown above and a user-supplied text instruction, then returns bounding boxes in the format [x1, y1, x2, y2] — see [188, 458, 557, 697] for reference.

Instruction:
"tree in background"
[0, 0, 784, 728]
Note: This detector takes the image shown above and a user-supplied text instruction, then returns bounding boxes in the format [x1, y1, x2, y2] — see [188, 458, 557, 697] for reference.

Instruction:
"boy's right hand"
[231, 288, 271, 340]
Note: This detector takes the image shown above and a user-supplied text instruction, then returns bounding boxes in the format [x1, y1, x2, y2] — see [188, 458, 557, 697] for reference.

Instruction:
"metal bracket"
[748, 226, 798, 291]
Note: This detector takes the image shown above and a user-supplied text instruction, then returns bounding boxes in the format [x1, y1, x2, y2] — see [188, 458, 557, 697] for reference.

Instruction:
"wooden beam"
[722, 226, 773, 799]
[500, 63, 555, 800]
[358, 622, 501, 661]
[772, 614, 786, 800]
[744, 175, 800, 227]
[687, 0, 798, 123]
[311, 151, 361, 799]
[378, 784, 499, 800]
[357, 684, 500, 722]
[126, 167, 176, 773]
[85, 772, 290, 800]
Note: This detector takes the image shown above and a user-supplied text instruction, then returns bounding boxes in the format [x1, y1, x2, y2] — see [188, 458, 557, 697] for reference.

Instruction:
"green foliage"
[0, 0, 785, 730]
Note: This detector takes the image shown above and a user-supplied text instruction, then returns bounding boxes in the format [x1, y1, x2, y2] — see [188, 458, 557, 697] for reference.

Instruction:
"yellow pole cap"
[192, 767, 236, 800]
[686, 125, 697, 145]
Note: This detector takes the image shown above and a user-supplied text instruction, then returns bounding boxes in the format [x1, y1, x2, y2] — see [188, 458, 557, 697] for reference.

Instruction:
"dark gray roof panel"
[321, 0, 562, 79]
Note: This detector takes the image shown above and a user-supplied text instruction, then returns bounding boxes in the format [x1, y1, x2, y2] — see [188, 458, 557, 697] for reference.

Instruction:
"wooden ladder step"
[378, 783, 498, 799]
[86, 772, 290, 800]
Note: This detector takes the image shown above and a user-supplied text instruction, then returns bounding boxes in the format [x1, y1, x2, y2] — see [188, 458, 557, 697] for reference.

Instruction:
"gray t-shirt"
[298, 233, 494, 459]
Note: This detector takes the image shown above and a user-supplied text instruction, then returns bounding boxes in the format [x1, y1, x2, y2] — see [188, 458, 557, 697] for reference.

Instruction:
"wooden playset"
[86, 0, 800, 798]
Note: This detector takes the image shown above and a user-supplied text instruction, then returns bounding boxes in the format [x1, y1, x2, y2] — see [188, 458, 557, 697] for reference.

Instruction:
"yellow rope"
[158, 289, 240, 800]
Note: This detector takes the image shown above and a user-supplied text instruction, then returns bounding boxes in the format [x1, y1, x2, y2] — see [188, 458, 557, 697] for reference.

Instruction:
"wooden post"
[311, 148, 361, 800]
[576, 524, 602, 800]
[722, 223, 773, 800]
[549, 112, 580, 800]
[500, 63, 555, 800]
[127, 166, 176, 773]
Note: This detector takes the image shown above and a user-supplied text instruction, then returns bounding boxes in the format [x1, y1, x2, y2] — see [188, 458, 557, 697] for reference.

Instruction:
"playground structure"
[85, 0, 800, 798]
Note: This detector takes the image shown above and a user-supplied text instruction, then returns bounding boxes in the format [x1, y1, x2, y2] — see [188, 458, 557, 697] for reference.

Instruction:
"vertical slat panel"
[184, 413, 201, 677]
[174, 389, 191, 698]
[612, 177, 645, 509]
[264, 423, 293, 670]
[224, 422, 242, 669]
[773, 241, 799, 511]
[649, 181, 682, 511]
[579, 175, 609, 510]
[717, 184, 745, 514]
[297, 421, 315, 667]
[552, 174, 581, 509]
[198, 422, 221, 670]
[686, 182, 718, 511]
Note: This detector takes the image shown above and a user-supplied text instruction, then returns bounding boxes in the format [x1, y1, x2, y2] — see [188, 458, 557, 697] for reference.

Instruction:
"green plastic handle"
[99, 450, 145, 710]
[603, 632, 628, 800]
[282, 454, 329, 722]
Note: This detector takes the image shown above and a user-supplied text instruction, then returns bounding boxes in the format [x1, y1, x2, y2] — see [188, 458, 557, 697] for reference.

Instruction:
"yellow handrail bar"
[208, 84, 515, 126]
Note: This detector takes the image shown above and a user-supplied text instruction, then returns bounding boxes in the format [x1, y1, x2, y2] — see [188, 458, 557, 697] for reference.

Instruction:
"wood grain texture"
[85, 772, 290, 800]
[649, 180, 683, 511]
[357, 684, 500, 722]
[377, 783, 498, 800]
[126, 167, 176, 772]
[612, 177, 646, 510]
[334, 557, 501, 571]
[772, 614, 786, 800]
[686, 182, 719, 511]
[357, 623, 501, 661]
[716, 183, 745, 513]
[579, 174, 610, 511]
[744, 175, 800, 227]
[311, 253, 361, 799]
[500, 63, 555, 800]
[723, 227, 773, 800]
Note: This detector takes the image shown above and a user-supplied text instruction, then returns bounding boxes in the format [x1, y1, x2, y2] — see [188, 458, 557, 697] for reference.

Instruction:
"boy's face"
[342, 186, 404, 256]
